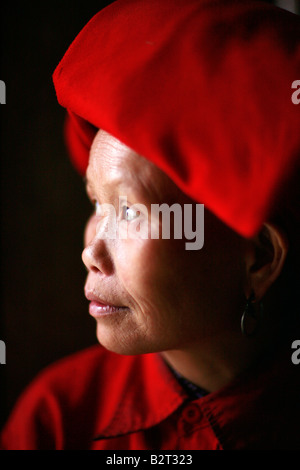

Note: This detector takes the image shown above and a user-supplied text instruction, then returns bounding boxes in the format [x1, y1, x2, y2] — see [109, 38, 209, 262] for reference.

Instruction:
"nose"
[82, 215, 114, 275]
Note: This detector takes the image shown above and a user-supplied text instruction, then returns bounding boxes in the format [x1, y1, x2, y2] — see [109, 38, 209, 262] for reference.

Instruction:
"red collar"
[93, 352, 189, 440]
[93, 345, 300, 449]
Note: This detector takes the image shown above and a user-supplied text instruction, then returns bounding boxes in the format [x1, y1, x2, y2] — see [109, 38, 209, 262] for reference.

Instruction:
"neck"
[160, 328, 280, 393]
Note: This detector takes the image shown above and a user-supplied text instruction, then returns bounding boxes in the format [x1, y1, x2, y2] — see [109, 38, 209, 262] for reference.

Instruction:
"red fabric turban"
[53, 0, 300, 237]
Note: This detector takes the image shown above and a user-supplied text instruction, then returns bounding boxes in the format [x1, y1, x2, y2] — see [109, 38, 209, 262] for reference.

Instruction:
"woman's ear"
[243, 222, 289, 301]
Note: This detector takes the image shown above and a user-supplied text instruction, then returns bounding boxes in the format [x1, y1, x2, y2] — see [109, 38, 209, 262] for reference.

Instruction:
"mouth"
[84, 290, 129, 318]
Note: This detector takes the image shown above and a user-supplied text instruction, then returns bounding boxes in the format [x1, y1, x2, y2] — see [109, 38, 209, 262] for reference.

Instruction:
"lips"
[84, 290, 128, 317]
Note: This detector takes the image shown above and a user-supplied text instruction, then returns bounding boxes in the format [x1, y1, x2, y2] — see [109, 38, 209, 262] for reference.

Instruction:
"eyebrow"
[84, 168, 144, 192]
[83, 158, 160, 204]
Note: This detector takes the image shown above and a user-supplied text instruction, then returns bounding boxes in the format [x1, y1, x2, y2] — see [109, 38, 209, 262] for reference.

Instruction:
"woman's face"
[82, 130, 246, 355]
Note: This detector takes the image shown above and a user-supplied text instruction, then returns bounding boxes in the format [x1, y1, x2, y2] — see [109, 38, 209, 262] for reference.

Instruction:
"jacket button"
[181, 403, 202, 423]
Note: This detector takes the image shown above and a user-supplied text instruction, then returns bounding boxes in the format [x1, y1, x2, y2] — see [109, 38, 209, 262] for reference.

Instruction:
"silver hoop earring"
[241, 292, 263, 337]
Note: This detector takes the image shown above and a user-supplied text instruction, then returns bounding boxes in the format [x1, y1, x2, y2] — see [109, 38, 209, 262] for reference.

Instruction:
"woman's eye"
[121, 206, 139, 222]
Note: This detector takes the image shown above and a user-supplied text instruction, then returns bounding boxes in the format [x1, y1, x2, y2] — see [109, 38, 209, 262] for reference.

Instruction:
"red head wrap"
[53, 0, 300, 237]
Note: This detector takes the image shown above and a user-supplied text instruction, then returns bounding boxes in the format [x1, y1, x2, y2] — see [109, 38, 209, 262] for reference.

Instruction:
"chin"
[95, 324, 168, 356]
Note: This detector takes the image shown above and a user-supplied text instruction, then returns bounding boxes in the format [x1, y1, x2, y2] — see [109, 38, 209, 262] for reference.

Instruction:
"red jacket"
[1, 343, 299, 450]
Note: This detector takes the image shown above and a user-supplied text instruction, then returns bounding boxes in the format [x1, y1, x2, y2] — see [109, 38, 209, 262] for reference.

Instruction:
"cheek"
[115, 238, 157, 289]
[115, 237, 192, 313]
[116, 239, 186, 344]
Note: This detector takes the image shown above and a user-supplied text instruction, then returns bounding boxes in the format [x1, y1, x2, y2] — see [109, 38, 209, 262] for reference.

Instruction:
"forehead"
[87, 130, 152, 187]
[86, 129, 182, 203]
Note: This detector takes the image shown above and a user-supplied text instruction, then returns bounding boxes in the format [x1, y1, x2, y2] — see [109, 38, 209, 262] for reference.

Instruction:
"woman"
[1, 0, 300, 450]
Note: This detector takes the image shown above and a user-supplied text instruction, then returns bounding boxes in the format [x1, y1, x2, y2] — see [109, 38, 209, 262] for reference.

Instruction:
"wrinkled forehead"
[87, 129, 184, 202]
[87, 129, 152, 183]
[87, 129, 134, 182]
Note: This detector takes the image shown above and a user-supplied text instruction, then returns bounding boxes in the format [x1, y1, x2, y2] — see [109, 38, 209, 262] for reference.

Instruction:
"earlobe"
[244, 222, 289, 301]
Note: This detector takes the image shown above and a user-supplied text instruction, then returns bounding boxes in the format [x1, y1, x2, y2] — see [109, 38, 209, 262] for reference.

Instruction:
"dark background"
[0, 0, 299, 430]
[0, 0, 112, 428]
